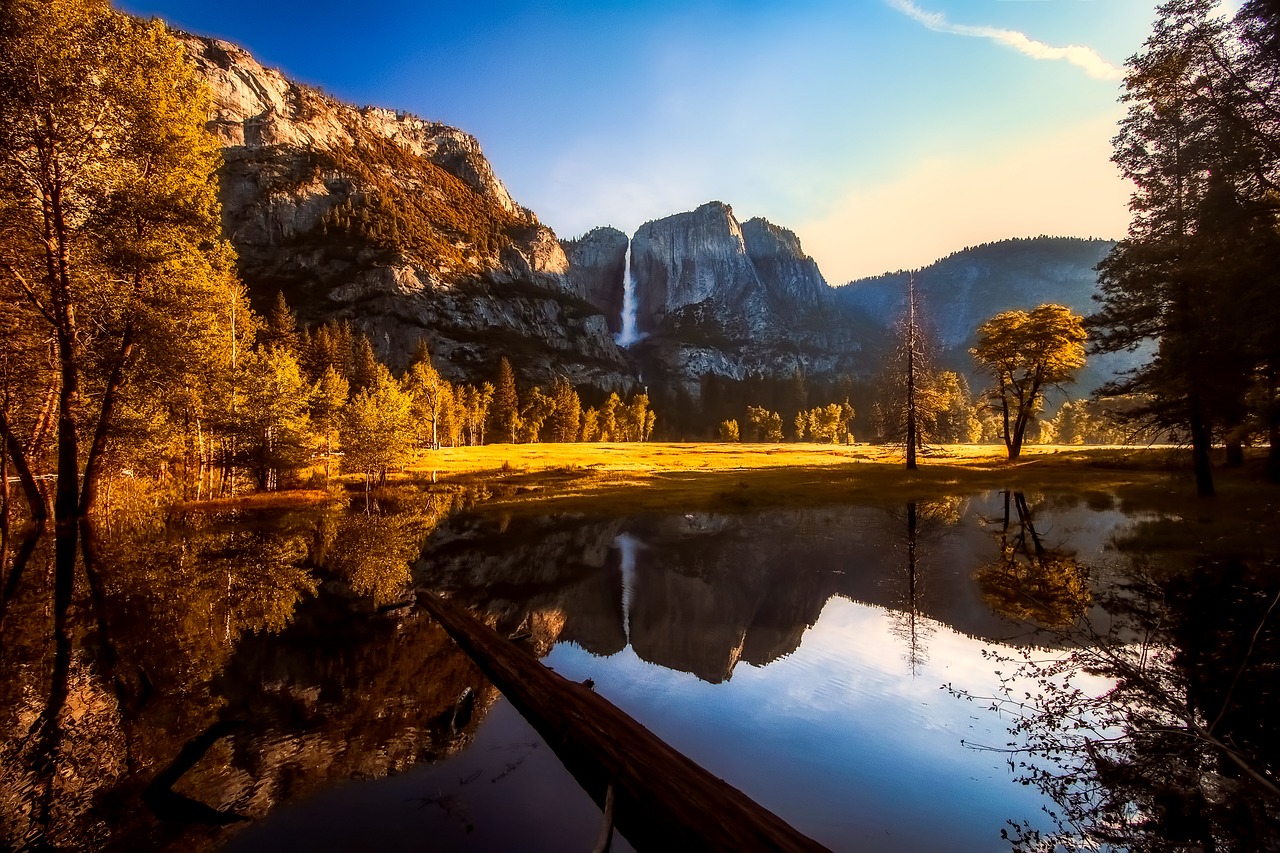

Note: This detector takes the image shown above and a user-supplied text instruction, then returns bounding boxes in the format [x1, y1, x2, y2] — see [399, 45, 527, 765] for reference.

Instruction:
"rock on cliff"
[621, 201, 863, 396]
[179, 32, 630, 388]
[560, 226, 629, 334]
[740, 217, 830, 316]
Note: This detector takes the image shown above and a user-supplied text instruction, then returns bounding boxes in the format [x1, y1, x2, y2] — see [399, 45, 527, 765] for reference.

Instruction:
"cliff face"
[629, 201, 766, 334]
[560, 226, 629, 334]
[740, 217, 830, 315]
[619, 201, 863, 395]
[180, 33, 630, 388]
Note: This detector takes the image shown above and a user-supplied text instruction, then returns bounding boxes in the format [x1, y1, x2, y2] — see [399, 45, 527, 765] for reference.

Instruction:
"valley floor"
[404, 441, 1256, 514]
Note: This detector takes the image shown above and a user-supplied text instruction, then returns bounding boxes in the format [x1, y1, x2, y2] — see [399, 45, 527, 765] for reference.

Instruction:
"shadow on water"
[0, 484, 1277, 850]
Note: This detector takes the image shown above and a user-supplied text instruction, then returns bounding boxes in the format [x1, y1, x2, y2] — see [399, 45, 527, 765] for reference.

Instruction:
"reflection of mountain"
[418, 496, 1064, 685]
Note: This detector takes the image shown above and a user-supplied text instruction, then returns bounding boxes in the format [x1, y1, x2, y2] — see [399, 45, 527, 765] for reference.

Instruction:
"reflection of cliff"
[419, 500, 1031, 685]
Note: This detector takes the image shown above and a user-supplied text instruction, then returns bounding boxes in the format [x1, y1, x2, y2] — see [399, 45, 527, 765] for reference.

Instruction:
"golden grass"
[400, 442, 1234, 518]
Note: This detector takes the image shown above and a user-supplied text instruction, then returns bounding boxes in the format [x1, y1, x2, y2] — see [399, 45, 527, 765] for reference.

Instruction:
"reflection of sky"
[547, 595, 1111, 852]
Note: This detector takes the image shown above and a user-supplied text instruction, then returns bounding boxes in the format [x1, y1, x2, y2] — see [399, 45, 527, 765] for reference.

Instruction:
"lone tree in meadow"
[972, 304, 1087, 460]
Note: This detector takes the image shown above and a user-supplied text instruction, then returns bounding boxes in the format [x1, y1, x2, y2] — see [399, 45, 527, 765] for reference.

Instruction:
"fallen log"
[418, 590, 830, 853]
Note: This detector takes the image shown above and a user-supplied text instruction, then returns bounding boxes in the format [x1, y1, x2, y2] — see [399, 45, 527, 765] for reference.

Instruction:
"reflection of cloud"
[796, 114, 1131, 283]
[887, 0, 1124, 81]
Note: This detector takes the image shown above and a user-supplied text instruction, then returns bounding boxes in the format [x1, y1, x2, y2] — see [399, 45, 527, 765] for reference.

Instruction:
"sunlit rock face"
[178, 32, 629, 390]
[740, 217, 830, 315]
[620, 201, 867, 397]
[630, 202, 765, 333]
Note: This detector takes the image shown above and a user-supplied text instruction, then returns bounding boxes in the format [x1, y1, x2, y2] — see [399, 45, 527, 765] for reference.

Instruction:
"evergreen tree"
[493, 356, 520, 443]
[263, 291, 300, 354]
[310, 365, 348, 482]
[519, 387, 555, 443]
[1091, 0, 1280, 493]
[547, 376, 582, 443]
[349, 333, 380, 395]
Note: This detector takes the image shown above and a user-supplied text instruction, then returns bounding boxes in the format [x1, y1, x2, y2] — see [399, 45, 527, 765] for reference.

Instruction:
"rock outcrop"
[740, 217, 830, 315]
[620, 202, 866, 396]
[560, 226, 629, 333]
[630, 201, 767, 334]
[179, 32, 630, 389]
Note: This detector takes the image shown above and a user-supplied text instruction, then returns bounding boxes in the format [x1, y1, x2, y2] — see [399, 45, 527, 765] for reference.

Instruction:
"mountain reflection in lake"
[3, 489, 1277, 850]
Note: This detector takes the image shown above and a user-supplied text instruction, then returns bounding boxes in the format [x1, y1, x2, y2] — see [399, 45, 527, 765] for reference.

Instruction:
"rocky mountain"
[552, 202, 868, 399]
[179, 33, 631, 389]
[179, 29, 1132, 411]
[560, 226, 629, 335]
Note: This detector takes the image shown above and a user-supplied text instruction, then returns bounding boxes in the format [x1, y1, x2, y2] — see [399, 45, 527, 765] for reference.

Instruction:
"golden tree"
[0, 0, 242, 520]
[972, 304, 1087, 460]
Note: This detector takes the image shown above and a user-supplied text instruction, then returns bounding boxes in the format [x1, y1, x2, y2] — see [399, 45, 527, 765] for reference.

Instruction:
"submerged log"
[418, 591, 830, 853]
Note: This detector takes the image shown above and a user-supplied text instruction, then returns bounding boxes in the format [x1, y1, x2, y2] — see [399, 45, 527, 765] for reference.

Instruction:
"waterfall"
[614, 240, 644, 347]
[615, 533, 639, 644]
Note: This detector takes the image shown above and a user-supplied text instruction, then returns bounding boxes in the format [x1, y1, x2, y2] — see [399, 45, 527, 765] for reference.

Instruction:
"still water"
[2, 488, 1277, 850]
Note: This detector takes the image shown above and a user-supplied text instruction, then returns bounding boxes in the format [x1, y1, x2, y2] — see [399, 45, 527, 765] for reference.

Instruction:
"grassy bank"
[401, 442, 1254, 516]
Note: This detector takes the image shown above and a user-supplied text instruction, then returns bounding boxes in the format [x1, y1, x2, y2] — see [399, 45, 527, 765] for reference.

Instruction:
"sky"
[117, 0, 1170, 283]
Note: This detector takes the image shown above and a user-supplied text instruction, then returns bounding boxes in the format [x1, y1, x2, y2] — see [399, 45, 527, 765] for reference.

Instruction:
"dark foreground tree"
[1091, 0, 1280, 495]
[972, 305, 1087, 460]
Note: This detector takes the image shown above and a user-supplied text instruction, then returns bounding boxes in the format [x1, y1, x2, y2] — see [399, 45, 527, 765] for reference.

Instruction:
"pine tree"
[547, 376, 582, 443]
[264, 291, 300, 354]
[493, 356, 520, 443]
[349, 333, 380, 395]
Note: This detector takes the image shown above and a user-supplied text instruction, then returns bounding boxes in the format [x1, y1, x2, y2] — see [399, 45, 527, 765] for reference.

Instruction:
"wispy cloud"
[886, 0, 1124, 80]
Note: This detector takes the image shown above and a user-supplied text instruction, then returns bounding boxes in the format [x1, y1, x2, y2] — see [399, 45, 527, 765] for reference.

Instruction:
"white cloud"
[795, 113, 1132, 283]
[887, 0, 1125, 81]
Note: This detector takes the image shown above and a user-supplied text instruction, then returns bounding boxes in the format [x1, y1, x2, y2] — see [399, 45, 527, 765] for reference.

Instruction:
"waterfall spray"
[615, 240, 644, 347]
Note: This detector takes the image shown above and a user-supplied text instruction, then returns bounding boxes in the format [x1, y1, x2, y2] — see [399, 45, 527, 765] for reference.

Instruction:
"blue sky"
[118, 0, 1167, 281]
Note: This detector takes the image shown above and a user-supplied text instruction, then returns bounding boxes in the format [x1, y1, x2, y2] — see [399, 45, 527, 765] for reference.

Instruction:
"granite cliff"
[180, 30, 1126, 409]
[180, 33, 630, 389]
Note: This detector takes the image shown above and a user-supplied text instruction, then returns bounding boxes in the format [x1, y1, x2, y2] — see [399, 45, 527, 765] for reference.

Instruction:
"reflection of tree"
[0, 487, 484, 849]
[958, 560, 1280, 851]
[976, 492, 1090, 629]
[326, 490, 454, 605]
[886, 498, 962, 673]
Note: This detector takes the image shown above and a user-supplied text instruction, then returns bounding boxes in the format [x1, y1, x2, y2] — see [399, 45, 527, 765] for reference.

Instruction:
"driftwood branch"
[417, 590, 829, 852]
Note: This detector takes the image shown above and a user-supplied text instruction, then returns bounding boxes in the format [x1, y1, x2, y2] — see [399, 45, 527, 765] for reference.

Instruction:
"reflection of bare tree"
[976, 492, 1090, 629]
[955, 560, 1280, 851]
[886, 499, 961, 674]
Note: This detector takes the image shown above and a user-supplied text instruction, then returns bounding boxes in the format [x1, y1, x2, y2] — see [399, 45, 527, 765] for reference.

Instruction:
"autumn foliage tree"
[0, 0, 254, 522]
[972, 305, 1087, 460]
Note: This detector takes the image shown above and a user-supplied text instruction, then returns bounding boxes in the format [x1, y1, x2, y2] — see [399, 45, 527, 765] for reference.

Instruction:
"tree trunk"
[1268, 365, 1280, 483]
[0, 408, 47, 521]
[1189, 392, 1215, 498]
[80, 324, 136, 515]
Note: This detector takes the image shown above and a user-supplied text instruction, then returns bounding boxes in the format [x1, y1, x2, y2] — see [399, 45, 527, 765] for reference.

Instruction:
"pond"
[2, 487, 1277, 851]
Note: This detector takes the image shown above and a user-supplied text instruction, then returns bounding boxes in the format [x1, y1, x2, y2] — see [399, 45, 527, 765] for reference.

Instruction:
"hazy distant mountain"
[835, 237, 1145, 395]
[836, 237, 1116, 349]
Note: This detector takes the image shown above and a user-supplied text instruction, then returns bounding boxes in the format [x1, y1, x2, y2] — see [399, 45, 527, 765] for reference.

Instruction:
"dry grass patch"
[399, 443, 1221, 517]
